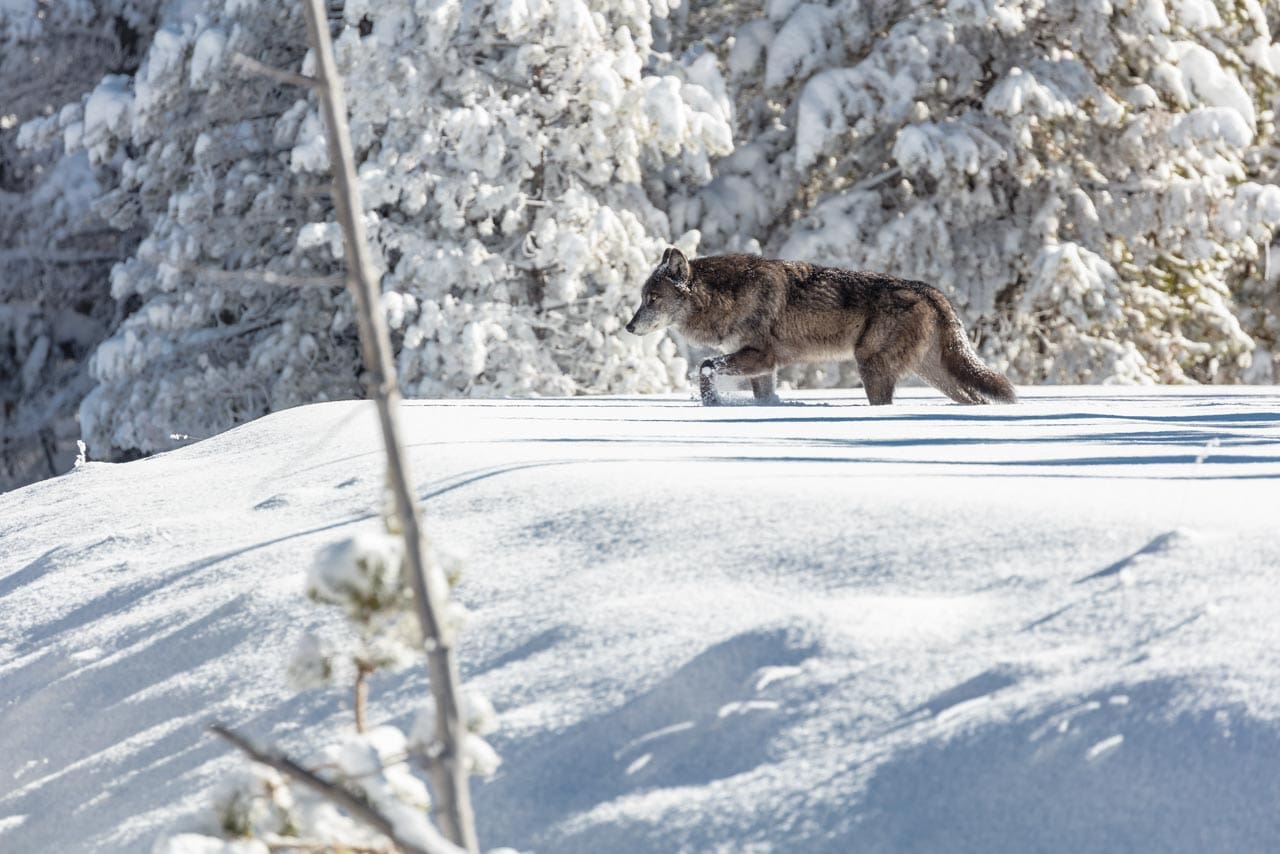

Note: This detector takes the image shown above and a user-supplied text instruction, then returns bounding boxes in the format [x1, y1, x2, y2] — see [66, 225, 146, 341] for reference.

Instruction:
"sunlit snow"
[2, 386, 1279, 852]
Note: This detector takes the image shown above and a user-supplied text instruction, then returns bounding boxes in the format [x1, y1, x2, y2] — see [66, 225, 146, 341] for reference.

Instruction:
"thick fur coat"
[626, 248, 1017, 406]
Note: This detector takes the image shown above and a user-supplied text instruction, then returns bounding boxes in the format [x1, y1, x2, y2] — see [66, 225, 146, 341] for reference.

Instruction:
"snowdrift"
[2, 387, 1279, 852]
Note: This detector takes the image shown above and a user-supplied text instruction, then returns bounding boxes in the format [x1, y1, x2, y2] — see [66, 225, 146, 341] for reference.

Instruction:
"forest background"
[3, 0, 1280, 491]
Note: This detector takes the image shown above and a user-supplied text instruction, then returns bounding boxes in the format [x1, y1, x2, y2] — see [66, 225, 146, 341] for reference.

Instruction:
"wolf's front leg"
[750, 372, 780, 405]
[699, 348, 777, 407]
[699, 364, 720, 405]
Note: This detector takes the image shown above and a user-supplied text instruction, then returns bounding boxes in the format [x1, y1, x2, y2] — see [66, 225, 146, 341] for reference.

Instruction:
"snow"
[1169, 0, 1223, 31]
[728, 19, 773, 80]
[795, 67, 883, 170]
[81, 74, 133, 162]
[892, 121, 1005, 179]
[188, 28, 227, 91]
[1170, 42, 1256, 130]
[152, 835, 267, 854]
[288, 112, 329, 174]
[2, 387, 1280, 852]
[308, 531, 406, 616]
[764, 4, 840, 89]
[1169, 107, 1254, 149]
[984, 67, 1074, 119]
[83, 75, 133, 136]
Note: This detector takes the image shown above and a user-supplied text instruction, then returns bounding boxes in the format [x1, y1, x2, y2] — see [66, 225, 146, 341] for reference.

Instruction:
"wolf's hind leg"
[856, 315, 931, 405]
[855, 353, 900, 405]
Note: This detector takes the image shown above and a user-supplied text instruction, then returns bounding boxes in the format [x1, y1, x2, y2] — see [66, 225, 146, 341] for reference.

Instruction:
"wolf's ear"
[667, 247, 691, 286]
[660, 248, 672, 267]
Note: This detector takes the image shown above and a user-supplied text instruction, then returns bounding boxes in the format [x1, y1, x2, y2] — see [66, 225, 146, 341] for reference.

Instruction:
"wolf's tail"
[928, 294, 1017, 404]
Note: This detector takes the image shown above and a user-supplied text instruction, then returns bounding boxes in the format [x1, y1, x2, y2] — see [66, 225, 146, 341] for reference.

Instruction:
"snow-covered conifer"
[298, 531, 423, 695]
[0, 2, 160, 488]
[30, 0, 731, 464]
[304, 0, 732, 399]
[39, 2, 367, 461]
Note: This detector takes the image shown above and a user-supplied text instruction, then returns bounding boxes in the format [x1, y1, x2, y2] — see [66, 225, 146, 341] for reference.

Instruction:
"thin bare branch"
[355, 663, 372, 734]
[0, 248, 124, 265]
[849, 165, 902, 194]
[231, 51, 317, 89]
[299, 2, 480, 850]
[260, 832, 392, 853]
[210, 724, 464, 854]
[186, 265, 343, 289]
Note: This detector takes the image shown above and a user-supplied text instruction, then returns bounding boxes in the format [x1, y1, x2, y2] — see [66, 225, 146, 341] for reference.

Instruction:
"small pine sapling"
[154, 527, 500, 854]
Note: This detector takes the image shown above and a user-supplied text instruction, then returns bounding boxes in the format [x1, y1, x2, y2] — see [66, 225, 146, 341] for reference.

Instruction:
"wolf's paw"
[699, 361, 721, 406]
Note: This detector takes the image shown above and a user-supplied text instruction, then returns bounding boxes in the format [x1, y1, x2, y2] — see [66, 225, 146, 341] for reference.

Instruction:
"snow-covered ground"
[2, 386, 1280, 853]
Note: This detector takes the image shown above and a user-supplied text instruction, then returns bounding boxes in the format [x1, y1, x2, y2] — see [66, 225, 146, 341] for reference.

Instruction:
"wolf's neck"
[677, 280, 737, 347]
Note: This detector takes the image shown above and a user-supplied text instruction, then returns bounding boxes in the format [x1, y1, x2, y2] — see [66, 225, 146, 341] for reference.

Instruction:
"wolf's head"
[626, 247, 692, 335]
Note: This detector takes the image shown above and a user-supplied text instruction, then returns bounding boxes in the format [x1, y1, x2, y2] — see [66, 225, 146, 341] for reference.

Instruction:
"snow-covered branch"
[209, 724, 464, 854]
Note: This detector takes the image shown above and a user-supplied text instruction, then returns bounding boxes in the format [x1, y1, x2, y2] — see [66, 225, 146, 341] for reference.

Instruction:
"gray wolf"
[625, 248, 1017, 406]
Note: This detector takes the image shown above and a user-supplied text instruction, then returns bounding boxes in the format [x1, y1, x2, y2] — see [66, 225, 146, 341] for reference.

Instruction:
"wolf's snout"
[625, 321, 636, 334]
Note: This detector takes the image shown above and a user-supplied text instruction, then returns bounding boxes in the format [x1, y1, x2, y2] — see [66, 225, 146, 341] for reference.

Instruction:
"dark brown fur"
[625, 249, 1017, 406]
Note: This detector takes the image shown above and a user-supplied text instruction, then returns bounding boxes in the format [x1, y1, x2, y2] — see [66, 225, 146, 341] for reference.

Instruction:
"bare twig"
[231, 51, 318, 89]
[209, 724, 464, 854]
[299, 2, 480, 851]
[849, 165, 902, 194]
[354, 662, 372, 734]
[260, 832, 392, 853]
[186, 265, 344, 289]
[0, 248, 124, 265]
[181, 319, 281, 348]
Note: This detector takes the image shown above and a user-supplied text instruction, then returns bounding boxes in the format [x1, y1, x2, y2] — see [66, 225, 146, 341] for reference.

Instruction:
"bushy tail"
[921, 291, 1016, 404]
[938, 319, 1017, 404]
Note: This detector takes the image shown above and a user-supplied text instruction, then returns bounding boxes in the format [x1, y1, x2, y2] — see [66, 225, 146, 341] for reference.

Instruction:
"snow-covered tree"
[683, 0, 1280, 385]
[12, 0, 1280, 485]
[15, 1, 369, 462]
[22, 0, 731, 464]
[292, 532, 469, 733]
[0, 1, 159, 489]
[304, 0, 731, 398]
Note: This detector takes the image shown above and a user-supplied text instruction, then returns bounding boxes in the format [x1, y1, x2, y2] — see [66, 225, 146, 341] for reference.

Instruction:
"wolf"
[625, 248, 1017, 406]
